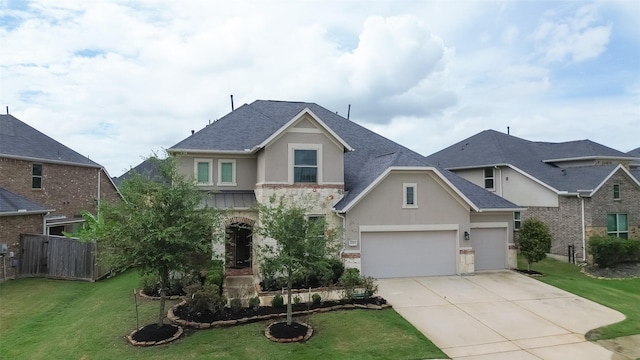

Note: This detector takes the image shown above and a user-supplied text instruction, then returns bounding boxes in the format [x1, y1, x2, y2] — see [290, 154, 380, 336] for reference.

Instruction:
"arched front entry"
[225, 222, 253, 269]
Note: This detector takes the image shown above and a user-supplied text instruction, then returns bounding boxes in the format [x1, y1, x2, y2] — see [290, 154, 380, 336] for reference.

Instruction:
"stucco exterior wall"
[176, 155, 257, 191]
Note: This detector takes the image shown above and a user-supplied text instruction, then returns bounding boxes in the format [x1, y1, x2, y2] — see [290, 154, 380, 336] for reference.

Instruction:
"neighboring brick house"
[426, 130, 640, 262]
[166, 100, 521, 279]
[0, 114, 121, 280]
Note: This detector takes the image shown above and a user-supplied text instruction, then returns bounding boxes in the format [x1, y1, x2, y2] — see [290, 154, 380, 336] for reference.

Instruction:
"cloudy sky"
[1, 0, 638, 177]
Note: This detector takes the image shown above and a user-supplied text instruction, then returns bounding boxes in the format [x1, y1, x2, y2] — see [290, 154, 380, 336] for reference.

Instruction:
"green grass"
[0, 271, 445, 359]
[519, 256, 640, 340]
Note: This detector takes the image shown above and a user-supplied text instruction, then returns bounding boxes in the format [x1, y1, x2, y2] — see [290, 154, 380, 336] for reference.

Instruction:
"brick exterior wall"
[584, 171, 640, 240]
[519, 169, 640, 261]
[0, 158, 121, 230]
[0, 213, 44, 280]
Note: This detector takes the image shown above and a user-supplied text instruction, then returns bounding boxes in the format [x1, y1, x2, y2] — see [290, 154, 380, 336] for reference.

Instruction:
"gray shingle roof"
[0, 187, 51, 215]
[171, 101, 518, 212]
[426, 129, 636, 193]
[0, 114, 100, 167]
[114, 157, 166, 187]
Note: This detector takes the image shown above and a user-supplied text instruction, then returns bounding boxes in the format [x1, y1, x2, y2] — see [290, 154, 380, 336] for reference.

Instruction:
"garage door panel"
[471, 228, 506, 271]
[361, 231, 456, 278]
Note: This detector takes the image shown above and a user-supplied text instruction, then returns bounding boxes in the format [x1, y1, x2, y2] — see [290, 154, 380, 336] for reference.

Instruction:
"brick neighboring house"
[0, 114, 121, 280]
[166, 100, 521, 279]
[426, 130, 640, 262]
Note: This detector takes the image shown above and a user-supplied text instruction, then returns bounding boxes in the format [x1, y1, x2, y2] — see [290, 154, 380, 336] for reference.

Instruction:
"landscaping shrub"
[260, 257, 345, 290]
[205, 260, 224, 292]
[248, 296, 261, 309]
[518, 218, 552, 271]
[184, 283, 226, 315]
[340, 268, 364, 300]
[589, 236, 640, 268]
[362, 276, 378, 297]
[293, 295, 302, 305]
[140, 274, 160, 296]
[271, 294, 284, 308]
[229, 298, 242, 313]
[311, 293, 322, 305]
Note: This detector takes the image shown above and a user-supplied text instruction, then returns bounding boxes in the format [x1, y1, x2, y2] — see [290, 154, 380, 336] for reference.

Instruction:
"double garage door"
[360, 230, 457, 278]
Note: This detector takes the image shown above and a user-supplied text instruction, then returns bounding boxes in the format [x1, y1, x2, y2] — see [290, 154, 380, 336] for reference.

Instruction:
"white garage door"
[361, 230, 457, 278]
[470, 228, 507, 271]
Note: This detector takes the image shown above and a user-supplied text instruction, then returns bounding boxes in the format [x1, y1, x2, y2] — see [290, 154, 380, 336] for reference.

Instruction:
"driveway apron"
[377, 271, 625, 360]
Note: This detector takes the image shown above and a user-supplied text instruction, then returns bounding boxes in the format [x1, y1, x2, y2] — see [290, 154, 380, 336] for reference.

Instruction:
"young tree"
[518, 218, 552, 271]
[255, 195, 340, 325]
[94, 156, 222, 327]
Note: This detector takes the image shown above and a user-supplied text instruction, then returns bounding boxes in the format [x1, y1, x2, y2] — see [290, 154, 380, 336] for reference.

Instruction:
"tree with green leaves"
[255, 195, 341, 325]
[518, 218, 552, 271]
[86, 156, 223, 327]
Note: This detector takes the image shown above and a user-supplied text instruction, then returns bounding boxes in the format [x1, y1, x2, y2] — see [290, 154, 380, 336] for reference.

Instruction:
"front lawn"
[0, 271, 445, 359]
[519, 256, 640, 340]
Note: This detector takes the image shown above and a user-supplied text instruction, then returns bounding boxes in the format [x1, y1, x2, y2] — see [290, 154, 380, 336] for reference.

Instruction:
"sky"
[1, 0, 639, 177]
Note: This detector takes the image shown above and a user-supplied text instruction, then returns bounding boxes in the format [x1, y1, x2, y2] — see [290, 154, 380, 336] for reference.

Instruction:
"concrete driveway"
[377, 271, 626, 360]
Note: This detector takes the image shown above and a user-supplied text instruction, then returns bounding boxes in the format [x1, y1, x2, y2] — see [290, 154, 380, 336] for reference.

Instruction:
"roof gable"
[0, 114, 101, 167]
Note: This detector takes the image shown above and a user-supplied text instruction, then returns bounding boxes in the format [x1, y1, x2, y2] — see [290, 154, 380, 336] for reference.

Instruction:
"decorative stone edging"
[580, 267, 640, 280]
[126, 326, 183, 347]
[137, 289, 183, 300]
[167, 300, 391, 329]
[264, 321, 314, 343]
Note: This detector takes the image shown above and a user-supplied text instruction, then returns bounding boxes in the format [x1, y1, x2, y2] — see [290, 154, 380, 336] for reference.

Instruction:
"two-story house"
[168, 100, 521, 279]
[0, 114, 121, 280]
[426, 130, 640, 262]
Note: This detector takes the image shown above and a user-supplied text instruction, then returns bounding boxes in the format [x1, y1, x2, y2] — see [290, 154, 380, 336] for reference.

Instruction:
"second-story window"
[484, 167, 495, 190]
[32, 163, 43, 189]
[217, 160, 236, 186]
[613, 184, 620, 200]
[195, 159, 212, 185]
[403, 183, 418, 208]
[294, 149, 317, 183]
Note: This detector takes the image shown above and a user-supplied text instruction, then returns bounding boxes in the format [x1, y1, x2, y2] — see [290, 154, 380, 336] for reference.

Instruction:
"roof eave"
[543, 155, 634, 163]
[0, 154, 102, 168]
[0, 209, 52, 217]
[168, 149, 255, 155]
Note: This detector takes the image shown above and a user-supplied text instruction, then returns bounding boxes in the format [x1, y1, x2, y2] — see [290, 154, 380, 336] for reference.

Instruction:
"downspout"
[577, 194, 586, 261]
[334, 211, 347, 260]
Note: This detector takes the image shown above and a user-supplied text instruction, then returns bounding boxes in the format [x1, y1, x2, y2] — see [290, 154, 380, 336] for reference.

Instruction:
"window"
[403, 183, 418, 208]
[294, 149, 317, 183]
[514, 212, 521, 230]
[484, 167, 494, 190]
[613, 184, 620, 200]
[32, 163, 42, 189]
[217, 160, 236, 186]
[607, 213, 628, 239]
[194, 159, 212, 184]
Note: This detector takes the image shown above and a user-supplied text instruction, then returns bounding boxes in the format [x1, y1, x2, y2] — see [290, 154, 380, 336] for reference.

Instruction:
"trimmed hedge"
[589, 236, 640, 268]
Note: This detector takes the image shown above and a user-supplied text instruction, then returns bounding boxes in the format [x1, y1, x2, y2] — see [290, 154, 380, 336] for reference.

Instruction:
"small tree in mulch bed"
[74, 155, 224, 342]
[518, 218, 552, 272]
[255, 195, 341, 332]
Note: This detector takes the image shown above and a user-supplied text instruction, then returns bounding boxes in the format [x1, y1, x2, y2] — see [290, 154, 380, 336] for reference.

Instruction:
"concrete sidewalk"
[377, 271, 626, 360]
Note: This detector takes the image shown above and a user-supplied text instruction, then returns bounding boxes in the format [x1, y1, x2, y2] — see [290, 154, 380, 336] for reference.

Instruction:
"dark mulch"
[584, 262, 640, 279]
[173, 296, 387, 324]
[514, 268, 543, 276]
[268, 321, 308, 339]
[131, 324, 180, 342]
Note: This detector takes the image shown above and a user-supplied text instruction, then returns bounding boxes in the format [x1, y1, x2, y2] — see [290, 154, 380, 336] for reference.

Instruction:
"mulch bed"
[265, 321, 313, 343]
[513, 269, 543, 276]
[127, 323, 183, 346]
[168, 296, 390, 329]
[583, 262, 640, 279]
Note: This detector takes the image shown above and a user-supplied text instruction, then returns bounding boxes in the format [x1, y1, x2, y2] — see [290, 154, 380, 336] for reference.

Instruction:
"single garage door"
[361, 230, 457, 278]
[470, 228, 507, 271]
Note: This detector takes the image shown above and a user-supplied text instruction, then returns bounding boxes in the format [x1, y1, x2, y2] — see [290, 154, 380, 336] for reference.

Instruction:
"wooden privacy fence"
[19, 234, 109, 281]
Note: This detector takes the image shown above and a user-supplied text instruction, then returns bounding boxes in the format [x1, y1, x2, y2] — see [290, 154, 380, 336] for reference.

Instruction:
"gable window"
[403, 183, 418, 208]
[514, 212, 521, 230]
[613, 184, 620, 200]
[194, 159, 212, 185]
[607, 213, 628, 239]
[217, 160, 236, 186]
[294, 149, 317, 183]
[32, 163, 42, 189]
[484, 168, 495, 190]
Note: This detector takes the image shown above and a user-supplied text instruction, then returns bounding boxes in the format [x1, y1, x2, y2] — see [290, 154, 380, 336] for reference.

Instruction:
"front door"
[227, 223, 252, 268]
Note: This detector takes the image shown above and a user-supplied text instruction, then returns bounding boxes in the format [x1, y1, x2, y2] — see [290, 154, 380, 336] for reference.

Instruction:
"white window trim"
[613, 183, 621, 200]
[217, 159, 237, 186]
[194, 158, 213, 185]
[403, 183, 418, 208]
[484, 168, 495, 190]
[288, 143, 323, 184]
